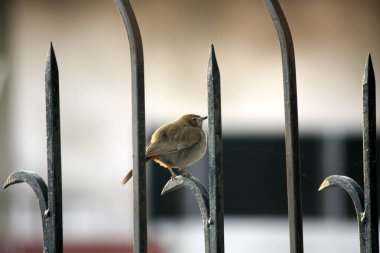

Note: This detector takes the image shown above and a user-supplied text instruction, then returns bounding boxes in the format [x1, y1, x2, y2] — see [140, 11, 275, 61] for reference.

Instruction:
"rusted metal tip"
[318, 179, 330, 191]
[3, 175, 15, 189]
[3, 171, 29, 189]
[161, 176, 185, 195]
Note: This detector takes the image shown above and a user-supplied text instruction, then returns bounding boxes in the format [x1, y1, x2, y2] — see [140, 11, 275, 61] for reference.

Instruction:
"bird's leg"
[167, 167, 177, 179]
[178, 168, 192, 178]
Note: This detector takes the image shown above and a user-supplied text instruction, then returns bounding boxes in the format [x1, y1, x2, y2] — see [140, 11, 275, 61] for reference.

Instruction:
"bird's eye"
[192, 117, 197, 123]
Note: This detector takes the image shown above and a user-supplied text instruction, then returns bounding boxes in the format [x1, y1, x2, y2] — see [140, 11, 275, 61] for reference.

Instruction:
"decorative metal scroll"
[162, 176, 210, 252]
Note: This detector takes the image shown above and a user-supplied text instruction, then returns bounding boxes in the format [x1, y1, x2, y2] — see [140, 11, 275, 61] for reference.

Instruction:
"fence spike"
[45, 42, 63, 253]
[114, 1, 147, 252]
[3, 44, 63, 253]
[318, 54, 378, 253]
[207, 44, 224, 253]
[263, 1, 303, 252]
[362, 52, 378, 253]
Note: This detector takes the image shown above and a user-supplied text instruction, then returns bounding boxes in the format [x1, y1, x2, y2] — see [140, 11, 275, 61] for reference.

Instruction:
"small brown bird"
[121, 114, 208, 185]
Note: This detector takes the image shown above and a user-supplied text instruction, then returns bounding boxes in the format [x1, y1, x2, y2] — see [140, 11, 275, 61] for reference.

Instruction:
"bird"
[121, 114, 208, 185]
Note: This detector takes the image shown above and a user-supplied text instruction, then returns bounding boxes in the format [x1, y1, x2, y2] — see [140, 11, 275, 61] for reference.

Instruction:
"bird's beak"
[201, 116, 208, 121]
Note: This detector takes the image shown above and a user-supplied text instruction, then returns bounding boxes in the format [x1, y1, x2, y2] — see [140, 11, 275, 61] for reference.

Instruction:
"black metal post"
[362, 53, 378, 253]
[45, 42, 63, 253]
[318, 55, 378, 253]
[207, 45, 224, 253]
[114, 1, 147, 253]
[3, 44, 63, 253]
[263, 1, 303, 253]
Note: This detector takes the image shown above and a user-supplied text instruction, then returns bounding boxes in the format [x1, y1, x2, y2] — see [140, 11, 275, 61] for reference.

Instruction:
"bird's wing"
[146, 126, 202, 158]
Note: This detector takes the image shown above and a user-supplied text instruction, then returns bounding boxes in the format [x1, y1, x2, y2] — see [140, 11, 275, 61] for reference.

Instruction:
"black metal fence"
[2, 0, 378, 253]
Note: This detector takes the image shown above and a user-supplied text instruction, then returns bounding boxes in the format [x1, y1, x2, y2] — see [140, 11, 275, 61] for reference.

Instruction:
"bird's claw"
[181, 172, 192, 178]
[178, 168, 192, 178]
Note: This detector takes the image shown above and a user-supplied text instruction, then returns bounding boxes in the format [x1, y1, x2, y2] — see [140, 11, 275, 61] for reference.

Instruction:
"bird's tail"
[121, 169, 133, 186]
[121, 158, 150, 186]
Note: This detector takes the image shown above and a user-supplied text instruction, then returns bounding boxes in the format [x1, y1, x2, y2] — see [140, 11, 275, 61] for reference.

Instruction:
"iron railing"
[318, 53, 378, 253]
[4, 43, 63, 253]
[2, 0, 378, 253]
[115, 1, 147, 252]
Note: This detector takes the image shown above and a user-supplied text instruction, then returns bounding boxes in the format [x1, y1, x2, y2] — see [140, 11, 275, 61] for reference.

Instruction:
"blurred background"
[0, 0, 379, 252]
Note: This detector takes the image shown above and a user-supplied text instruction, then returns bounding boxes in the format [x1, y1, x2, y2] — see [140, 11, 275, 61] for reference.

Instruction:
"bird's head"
[179, 114, 208, 128]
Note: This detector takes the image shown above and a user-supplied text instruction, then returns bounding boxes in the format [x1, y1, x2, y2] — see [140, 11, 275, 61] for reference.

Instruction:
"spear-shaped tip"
[208, 44, 219, 75]
[362, 52, 374, 87]
[210, 44, 215, 57]
[48, 42, 56, 62]
[45, 42, 59, 93]
[366, 52, 372, 68]
[46, 42, 58, 77]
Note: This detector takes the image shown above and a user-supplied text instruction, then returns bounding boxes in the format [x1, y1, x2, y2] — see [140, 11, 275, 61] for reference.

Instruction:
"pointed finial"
[208, 44, 220, 78]
[362, 52, 375, 87]
[48, 42, 56, 61]
[45, 42, 58, 88]
[210, 44, 215, 58]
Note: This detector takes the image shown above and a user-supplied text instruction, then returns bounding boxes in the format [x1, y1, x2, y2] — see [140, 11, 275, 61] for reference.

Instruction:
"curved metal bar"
[319, 175, 364, 214]
[263, 1, 303, 252]
[207, 44, 224, 253]
[3, 170, 49, 252]
[114, 1, 147, 252]
[3, 170, 48, 212]
[162, 176, 210, 253]
[319, 175, 365, 253]
[362, 53, 378, 253]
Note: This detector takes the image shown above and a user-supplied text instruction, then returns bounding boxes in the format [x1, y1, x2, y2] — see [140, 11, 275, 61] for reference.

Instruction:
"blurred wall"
[0, 0, 379, 251]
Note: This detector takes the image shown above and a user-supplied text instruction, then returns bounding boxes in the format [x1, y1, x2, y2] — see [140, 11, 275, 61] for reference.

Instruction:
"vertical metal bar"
[207, 44, 224, 253]
[263, 1, 303, 253]
[45, 43, 63, 253]
[362, 53, 378, 253]
[114, 1, 147, 253]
